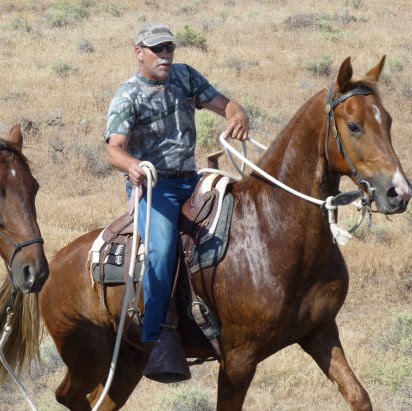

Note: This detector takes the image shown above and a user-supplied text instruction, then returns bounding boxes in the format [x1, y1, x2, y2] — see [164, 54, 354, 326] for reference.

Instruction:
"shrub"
[284, 13, 317, 30]
[304, 55, 333, 77]
[153, 385, 213, 411]
[380, 312, 412, 355]
[105, 3, 123, 17]
[369, 312, 412, 408]
[241, 96, 281, 130]
[386, 57, 404, 73]
[75, 142, 112, 178]
[315, 19, 342, 40]
[176, 25, 207, 51]
[8, 17, 32, 32]
[196, 110, 219, 149]
[45, 0, 91, 28]
[51, 61, 78, 77]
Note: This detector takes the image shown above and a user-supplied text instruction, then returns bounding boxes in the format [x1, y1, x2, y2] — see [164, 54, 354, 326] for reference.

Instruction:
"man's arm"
[200, 95, 249, 141]
[106, 134, 147, 185]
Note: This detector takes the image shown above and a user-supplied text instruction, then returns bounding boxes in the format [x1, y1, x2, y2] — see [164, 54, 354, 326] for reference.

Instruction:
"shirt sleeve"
[105, 92, 136, 143]
[185, 65, 221, 108]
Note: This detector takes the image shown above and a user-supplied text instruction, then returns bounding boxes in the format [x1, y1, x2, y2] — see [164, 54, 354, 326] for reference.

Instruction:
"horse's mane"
[0, 278, 42, 385]
[0, 138, 30, 165]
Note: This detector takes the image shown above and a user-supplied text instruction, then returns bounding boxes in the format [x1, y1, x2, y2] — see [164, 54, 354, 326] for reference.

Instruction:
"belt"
[157, 170, 196, 179]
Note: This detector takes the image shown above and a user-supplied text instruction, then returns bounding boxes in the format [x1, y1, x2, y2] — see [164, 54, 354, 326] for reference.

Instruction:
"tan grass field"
[0, 0, 411, 410]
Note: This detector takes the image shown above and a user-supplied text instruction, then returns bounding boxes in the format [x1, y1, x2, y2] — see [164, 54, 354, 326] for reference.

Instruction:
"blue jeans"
[127, 174, 200, 342]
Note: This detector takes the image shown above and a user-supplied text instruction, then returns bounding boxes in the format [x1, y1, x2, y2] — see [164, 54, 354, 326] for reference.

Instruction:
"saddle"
[89, 172, 233, 357]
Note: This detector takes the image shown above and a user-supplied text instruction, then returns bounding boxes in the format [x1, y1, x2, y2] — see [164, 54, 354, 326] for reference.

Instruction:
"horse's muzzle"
[385, 185, 410, 212]
[13, 258, 49, 293]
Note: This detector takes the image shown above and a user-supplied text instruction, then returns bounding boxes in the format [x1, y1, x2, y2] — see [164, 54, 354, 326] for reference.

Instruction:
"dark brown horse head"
[0, 124, 49, 293]
[326, 56, 411, 214]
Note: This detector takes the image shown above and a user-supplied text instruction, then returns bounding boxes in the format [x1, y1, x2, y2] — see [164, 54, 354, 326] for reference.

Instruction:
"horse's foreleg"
[299, 320, 372, 411]
[216, 348, 257, 411]
[55, 370, 91, 410]
[87, 344, 146, 411]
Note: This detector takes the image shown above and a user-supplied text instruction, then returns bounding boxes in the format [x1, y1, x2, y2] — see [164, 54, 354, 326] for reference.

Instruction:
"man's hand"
[106, 133, 147, 186]
[201, 96, 249, 141]
[225, 103, 249, 141]
[128, 161, 147, 186]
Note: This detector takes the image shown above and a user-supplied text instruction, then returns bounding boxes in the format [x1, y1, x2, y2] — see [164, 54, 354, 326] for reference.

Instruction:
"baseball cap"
[135, 22, 175, 46]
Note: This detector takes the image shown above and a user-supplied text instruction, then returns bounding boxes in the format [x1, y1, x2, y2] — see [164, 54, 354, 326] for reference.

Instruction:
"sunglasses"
[143, 43, 176, 54]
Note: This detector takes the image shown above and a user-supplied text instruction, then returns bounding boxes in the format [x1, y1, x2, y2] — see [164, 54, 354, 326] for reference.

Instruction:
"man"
[105, 22, 249, 345]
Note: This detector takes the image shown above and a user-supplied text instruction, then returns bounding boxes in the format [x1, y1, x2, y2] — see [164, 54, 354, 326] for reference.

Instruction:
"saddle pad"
[92, 259, 143, 284]
[188, 192, 234, 274]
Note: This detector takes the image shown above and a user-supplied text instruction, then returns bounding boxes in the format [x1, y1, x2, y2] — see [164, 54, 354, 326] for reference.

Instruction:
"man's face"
[135, 42, 176, 82]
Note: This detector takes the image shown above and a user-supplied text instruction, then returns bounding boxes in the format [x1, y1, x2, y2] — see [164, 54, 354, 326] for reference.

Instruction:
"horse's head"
[325, 56, 411, 214]
[0, 124, 49, 293]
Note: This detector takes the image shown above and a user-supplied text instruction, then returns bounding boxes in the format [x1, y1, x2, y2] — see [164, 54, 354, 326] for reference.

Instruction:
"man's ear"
[134, 45, 144, 62]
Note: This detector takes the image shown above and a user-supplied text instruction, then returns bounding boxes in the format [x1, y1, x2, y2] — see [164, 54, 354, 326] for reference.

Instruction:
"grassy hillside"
[0, 0, 411, 410]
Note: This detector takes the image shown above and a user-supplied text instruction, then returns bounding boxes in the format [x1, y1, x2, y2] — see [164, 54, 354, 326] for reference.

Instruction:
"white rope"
[218, 133, 364, 245]
[92, 161, 156, 410]
[219, 133, 325, 206]
[0, 309, 37, 411]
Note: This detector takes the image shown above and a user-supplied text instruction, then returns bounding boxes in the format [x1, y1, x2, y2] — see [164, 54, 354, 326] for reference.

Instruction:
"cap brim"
[141, 34, 175, 46]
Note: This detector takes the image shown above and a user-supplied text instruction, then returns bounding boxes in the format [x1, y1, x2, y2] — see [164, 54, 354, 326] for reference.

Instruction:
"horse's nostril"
[387, 186, 399, 199]
[23, 265, 35, 288]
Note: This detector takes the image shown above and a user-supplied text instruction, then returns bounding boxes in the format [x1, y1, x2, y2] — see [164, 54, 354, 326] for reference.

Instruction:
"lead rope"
[219, 133, 368, 245]
[0, 288, 38, 411]
[92, 161, 156, 411]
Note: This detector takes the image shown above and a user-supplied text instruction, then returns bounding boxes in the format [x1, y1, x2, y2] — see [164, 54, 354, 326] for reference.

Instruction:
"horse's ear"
[7, 124, 23, 152]
[365, 55, 386, 82]
[337, 57, 353, 93]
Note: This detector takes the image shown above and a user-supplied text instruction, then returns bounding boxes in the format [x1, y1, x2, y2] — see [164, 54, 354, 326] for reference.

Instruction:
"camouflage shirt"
[105, 64, 221, 174]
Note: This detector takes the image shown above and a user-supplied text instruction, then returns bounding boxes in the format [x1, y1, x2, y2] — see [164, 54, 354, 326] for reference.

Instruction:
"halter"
[324, 85, 375, 197]
[0, 229, 44, 296]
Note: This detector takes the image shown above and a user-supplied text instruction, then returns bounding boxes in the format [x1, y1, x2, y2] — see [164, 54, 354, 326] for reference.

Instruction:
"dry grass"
[1, 0, 411, 410]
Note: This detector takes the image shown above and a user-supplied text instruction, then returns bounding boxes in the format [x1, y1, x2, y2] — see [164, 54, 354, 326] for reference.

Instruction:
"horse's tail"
[0, 278, 42, 385]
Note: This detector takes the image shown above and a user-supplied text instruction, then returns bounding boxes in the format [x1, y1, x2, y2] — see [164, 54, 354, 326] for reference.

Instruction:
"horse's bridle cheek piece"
[0, 229, 44, 301]
[324, 85, 375, 202]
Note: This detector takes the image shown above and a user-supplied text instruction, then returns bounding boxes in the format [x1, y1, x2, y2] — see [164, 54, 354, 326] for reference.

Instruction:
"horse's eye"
[347, 123, 362, 135]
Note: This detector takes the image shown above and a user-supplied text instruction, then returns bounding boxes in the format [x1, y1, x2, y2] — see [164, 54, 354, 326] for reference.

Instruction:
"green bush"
[304, 55, 333, 77]
[380, 312, 412, 354]
[153, 385, 213, 411]
[369, 312, 412, 408]
[315, 19, 342, 40]
[176, 25, 207, 51]
[45, 0, 91, 28]
[8, 17, 32, 32]
[105, 4, 123, 17]
[196, 110, 219, 149]
[284, 13, 317, 30]
[51, 61, 78, 77]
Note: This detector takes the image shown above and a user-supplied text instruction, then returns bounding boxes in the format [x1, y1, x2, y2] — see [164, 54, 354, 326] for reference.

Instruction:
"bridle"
[0, 229, 44, 304]
[324, 84, 375, 200]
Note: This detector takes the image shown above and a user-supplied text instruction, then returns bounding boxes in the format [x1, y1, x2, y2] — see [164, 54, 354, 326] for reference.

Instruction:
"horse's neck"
[255, 90, 340, 199]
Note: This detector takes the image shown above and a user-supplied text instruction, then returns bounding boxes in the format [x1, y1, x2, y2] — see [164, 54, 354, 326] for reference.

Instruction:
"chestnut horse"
[0, 124, 49, 384]
[40, 57, 411, 410]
